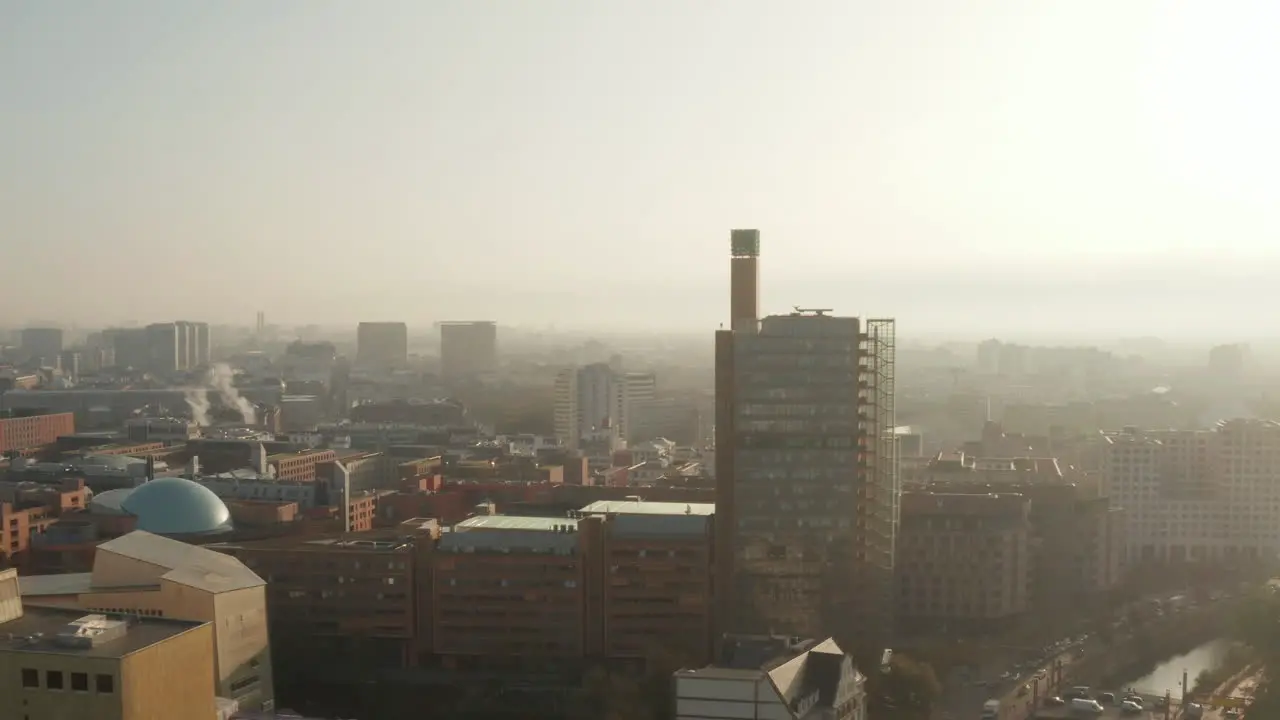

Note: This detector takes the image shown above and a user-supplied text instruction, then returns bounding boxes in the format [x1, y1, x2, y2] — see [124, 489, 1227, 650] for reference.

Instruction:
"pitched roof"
[96, 531, 264, 594]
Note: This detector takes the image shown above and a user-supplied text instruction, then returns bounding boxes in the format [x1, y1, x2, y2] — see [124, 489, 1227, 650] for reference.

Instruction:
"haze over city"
[5, 4, 1280, 720]
[4, 1, 1280, 334]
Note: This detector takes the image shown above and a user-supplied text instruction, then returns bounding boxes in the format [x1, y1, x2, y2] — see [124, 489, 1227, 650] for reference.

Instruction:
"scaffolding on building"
[858, 317, 898, 647]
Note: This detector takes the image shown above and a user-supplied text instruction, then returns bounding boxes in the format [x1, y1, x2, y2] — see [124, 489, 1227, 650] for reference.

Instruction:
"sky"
[3, 1, 1279, 336]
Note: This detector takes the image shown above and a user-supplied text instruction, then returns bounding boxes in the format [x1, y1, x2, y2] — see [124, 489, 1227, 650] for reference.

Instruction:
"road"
[933, 648, 1076, 720]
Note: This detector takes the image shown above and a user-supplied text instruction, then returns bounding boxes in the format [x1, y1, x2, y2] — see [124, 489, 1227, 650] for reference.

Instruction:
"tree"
[867, 654, 942, 719]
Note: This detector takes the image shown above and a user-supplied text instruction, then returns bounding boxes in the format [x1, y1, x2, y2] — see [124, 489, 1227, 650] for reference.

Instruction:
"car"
[1044, 696, 1065, 706]
[1120, 700, 1143, 715]
[1099, 692, 1116, 704]
[1123, 695, 1143, 707]
[1224, 709, 1241, 719]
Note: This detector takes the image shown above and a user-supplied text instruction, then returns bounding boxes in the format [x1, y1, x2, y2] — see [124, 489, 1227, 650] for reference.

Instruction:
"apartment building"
[17, 531, 274, 710]
[897, 492, 1031, 629]
[553, 364, 658, 450]
[1103, 420, 1280, 564]
[0, 478, 89, 567]
[715, 230, 897, 655]
[1, 569, 218, 720]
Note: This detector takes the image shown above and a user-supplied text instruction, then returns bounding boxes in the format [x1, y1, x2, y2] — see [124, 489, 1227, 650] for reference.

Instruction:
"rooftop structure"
[117, 477, 233, 535]
[0, 594, 219, 720]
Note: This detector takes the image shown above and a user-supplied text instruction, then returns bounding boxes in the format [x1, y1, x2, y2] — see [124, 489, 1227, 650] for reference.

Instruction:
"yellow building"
[0, 568, 217, 720]
[18, 531, 274, 710]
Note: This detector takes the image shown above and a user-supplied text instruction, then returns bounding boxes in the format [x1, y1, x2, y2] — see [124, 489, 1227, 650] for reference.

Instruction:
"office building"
[554, 364, 656, 449]
[439, 321, 498, 382]
[19, 327, 63, 366]
[0, 568, 218, 720]
[714, 229, 898, 657]
[356, 322, 409, 369]
[17, 531, 274, 710]
[104, 328, 149, 370]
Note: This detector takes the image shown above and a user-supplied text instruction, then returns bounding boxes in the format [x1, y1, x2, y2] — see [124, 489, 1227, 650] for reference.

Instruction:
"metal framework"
[858, 318, 898, 646]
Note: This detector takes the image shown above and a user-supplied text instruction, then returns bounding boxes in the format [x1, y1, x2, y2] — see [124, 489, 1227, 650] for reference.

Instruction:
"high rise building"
[439, 321, 498, 382]
[19, 327, 63, 366]
[145, 322, 181, 374]
[356, 322, 409, 369]
[714, 229, 898, 658]
[193, 321, 211, 366]
[553, 364, 655, 449]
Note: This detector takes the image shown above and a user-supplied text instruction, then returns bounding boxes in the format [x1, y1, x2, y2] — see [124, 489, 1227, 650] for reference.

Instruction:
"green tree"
[867, 654, 942, 719]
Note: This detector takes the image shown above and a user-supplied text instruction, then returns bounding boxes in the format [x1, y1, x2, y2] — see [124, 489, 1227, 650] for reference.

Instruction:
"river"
[1126, 639, 1232, 696]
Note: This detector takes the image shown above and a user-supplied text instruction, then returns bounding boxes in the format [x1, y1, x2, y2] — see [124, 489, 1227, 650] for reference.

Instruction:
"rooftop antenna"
[793, 307, 833, 316]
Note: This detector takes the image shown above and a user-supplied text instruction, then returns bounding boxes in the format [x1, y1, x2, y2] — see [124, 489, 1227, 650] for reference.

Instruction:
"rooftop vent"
[54, 614, 128, 649]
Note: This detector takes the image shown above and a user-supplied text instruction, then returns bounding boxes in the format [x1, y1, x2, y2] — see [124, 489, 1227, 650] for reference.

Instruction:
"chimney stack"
[730, 229, 760, 331]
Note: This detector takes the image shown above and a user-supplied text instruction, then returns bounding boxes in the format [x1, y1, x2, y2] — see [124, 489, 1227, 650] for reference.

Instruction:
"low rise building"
[16, 530, 273, 710]
[673, 635, 866, 720]
[0, 568, 218, 720]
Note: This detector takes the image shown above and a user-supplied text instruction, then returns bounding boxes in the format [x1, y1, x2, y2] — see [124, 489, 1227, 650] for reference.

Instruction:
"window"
[21, 668, 38, 688]
[46, 670, 64, 690]
[71, 672, 88, 692]
[230, 674, 259, 693]
[95, 674, 114, 693]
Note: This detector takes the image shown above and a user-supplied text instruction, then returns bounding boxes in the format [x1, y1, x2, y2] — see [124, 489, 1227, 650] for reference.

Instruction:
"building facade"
[553, 364, 656, 450]
[1103, 420, 1280, 565]
[897, 492, 1031, 629]
[19, 327, 64, 366]
[714, 230, 897, 657]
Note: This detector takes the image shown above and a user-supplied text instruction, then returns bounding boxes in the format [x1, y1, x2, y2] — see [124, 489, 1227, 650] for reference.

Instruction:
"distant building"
[19, 327, 63, 367]
[0, 410, 75, 455]
[554, 364, 655, 450]
[0, 578, 220, 720]
[355, 322, 409, 369]
[439, 321, 498, 382]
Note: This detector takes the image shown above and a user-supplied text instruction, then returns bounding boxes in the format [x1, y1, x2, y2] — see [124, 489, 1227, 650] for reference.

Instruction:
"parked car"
[1120, 700, 1143, 715]
[1043, 696, 1065, 706]
[1099, 692, 1116, 704]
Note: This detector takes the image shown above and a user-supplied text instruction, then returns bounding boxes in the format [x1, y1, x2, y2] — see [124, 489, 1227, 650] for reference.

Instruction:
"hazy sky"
[3, 1, 1279, 336]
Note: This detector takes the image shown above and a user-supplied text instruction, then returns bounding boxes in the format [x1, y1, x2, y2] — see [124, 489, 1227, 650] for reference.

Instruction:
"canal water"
[1127, 639, 1232, 696]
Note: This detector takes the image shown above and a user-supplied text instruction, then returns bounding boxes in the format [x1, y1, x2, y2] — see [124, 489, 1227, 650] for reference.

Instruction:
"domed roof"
[88, 488, 132, 516]
[119, 477, 232, 535]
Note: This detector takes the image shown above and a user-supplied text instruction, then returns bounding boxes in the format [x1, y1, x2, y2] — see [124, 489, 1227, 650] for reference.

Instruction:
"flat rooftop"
[0, 605, 207, 660]
[580, 500, 715, 516]
[454, 515, 578, 532]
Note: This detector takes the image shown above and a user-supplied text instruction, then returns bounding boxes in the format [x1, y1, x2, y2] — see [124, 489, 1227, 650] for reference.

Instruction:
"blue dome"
[119, 477, 232, 535]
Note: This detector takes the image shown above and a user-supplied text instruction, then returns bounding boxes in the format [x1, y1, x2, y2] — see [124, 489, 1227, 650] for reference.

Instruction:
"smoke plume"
[208, 363, 257, 425]
[183, 387, 211, 427]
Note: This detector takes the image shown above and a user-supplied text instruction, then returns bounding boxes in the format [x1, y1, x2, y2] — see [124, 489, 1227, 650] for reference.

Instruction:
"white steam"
[184, 387, 211, 427]
[208, 363, 257, 425]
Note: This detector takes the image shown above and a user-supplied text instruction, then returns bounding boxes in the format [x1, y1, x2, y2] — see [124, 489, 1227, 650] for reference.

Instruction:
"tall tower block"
[730, 229, 760, 331]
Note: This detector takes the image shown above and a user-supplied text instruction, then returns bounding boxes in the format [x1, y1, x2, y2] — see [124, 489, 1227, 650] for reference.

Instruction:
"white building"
[554, 364, 656, 450]
[673, 637, 865, 720]
[1103, 419, 1280, 565]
